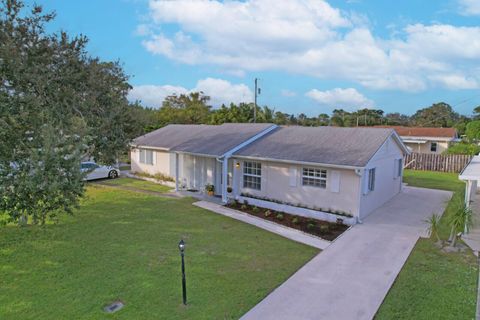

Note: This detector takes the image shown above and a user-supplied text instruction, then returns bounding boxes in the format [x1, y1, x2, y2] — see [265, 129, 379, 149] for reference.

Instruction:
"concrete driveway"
[241, 186, 452, 320]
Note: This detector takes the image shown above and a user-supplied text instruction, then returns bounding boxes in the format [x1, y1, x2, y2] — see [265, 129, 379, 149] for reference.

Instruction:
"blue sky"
[35, 0, 480, 116]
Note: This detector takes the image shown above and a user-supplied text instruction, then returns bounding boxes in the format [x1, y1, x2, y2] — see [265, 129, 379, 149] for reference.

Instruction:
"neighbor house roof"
[132, 123, 275, 157]
[234, 126, 404, 167]
[375, 126, 457, 139]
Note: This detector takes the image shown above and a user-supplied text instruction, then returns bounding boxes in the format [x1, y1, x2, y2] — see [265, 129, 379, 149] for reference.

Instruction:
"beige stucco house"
[131, 124, 409, 223]
[376, 126, 458, 154]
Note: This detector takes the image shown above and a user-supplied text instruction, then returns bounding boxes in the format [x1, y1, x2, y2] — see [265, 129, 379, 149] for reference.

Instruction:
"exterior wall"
[130, 147, 176, 178]
[359, 136, 404, 219]
[232, 159, 361, 217]
[403, 140, 450, 154]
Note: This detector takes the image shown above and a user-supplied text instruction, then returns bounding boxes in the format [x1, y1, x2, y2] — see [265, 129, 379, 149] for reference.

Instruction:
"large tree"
[411, 102, 459, 127]
[0, 0, 132, 225]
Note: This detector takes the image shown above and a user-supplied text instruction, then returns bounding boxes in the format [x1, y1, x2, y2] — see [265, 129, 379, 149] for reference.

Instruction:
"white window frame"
[430, 142, 437, 152]
[243, 161, 261, 190]
[302, 167, 327, 189]
[139, 149, 154, 165]
[368, 168, 376, 191]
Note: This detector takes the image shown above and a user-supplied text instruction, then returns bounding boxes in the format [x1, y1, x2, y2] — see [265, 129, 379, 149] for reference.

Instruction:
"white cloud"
[128, 78, 252, 108]
[306, 88, 374, 108]
[195, 78, 253, 106]
[281, 89, 297, 97]
[128, 85, 188, 108]
[459, 0, 480, 16]
[139, 0, 480, 92]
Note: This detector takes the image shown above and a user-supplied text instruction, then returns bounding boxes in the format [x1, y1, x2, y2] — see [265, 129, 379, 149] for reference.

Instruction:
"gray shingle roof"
[233, 126, 397, 167]
[132, 123, 275, 157]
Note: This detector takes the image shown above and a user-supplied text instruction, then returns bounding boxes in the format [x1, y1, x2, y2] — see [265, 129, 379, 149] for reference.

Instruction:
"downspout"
[354, 168, 364, 224]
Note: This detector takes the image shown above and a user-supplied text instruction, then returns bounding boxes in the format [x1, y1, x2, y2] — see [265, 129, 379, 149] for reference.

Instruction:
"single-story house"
[376, 126, 458, 154]
[131, 124, 409, 223]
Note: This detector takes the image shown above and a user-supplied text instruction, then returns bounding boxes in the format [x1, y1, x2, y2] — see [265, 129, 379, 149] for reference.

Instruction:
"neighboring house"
[376, 126, 458, 154]
[131, 124, 409, 223]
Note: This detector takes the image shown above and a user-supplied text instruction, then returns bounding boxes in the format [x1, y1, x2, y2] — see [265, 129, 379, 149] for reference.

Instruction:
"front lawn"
[375, 170, 478, 320]
[0, 186, 318, 319]
[99, 177, 172, 193]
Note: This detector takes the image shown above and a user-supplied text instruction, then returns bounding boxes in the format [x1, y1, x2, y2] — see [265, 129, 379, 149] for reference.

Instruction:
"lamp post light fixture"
[178, 239, 187, 305]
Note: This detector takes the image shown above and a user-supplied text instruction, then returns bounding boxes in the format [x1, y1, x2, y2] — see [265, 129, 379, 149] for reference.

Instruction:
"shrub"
[292, 217, 299, 225]
[276, 213, 284, 220]
[241, 204, 248, 211]
[320, 224, 330, 233]
[307, 223, 315, 230]
[205, 184, 215, 193]
[264, 210, 272, 217]
[252, 206, 259, 213]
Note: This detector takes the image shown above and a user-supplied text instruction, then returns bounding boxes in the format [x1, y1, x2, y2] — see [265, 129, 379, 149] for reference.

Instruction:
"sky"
[32, 0, 480, 116]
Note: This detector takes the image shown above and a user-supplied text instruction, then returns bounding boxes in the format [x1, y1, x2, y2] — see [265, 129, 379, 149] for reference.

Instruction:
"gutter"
[232, 155, 365, 171]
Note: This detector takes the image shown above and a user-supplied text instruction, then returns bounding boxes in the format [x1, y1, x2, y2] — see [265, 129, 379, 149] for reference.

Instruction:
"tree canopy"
[0, 0, 132, 224]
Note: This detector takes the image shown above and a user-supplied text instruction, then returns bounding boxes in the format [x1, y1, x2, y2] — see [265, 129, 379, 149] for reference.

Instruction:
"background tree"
[465, 120, 480, 142]
[411, 102, 459, 127]
[0, 0, 132, 224]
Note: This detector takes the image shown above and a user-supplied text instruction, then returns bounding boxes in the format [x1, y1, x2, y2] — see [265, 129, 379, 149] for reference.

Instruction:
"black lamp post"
[178, 239, 187, 305]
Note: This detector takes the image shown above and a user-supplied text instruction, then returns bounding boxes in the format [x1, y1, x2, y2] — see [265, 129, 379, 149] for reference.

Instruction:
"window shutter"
[330, 170, 340, 193]
[363, 169, 370, 195]
[289, 167, 297, 187]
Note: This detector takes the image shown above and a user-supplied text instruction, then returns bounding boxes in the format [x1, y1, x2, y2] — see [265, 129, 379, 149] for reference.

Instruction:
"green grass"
[376, 170, 478, 320]
[0, 186, 317, 319]
[99, 177, 172, 193]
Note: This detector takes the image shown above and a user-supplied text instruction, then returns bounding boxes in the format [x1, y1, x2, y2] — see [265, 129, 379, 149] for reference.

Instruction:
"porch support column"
[222, 156, 229, 203]
[175, 153, 179, 191]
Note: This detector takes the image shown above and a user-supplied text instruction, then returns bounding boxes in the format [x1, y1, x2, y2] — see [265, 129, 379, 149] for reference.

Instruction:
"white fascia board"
[173, 151, 218, 158]
[399, 135, 454, 142]
[130, 145, 169, 151]
[391, 131, 411, 155]
[233, 155, 364, 171]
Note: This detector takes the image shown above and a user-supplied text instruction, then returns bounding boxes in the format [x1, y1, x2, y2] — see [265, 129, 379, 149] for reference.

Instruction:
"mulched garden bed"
[226, 200, 349, 241]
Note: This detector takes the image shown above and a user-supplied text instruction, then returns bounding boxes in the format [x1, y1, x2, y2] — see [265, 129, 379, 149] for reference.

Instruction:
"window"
[368, 168, 376, 191]
[139, 149, 154, 165]
[396, 159, 402, 178]
[243, 161, 261, 190]
[302, 168, 327, 188]
[430, 142, 437, 152]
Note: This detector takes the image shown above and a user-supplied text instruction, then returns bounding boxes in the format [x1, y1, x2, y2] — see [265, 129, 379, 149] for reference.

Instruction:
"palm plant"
[424, 213, 441, 242]
[448, 203, 473, 248]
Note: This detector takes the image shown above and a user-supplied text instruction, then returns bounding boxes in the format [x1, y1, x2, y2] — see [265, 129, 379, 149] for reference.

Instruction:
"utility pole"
[254, 78, 259, 123]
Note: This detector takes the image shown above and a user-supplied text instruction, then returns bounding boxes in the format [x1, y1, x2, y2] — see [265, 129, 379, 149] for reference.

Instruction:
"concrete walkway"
[241, 186, 452, 320]
[193, 201, 331, 250]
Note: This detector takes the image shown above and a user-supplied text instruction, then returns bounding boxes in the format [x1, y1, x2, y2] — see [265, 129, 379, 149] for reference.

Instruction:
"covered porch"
[173, 152, 234, 201]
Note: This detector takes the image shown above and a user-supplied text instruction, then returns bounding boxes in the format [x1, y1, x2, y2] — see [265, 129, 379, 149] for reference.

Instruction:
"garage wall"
[359, 136, 404, 219]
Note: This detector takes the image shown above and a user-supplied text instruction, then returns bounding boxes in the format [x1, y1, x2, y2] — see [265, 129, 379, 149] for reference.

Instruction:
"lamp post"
[178, 239, 187, 305]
